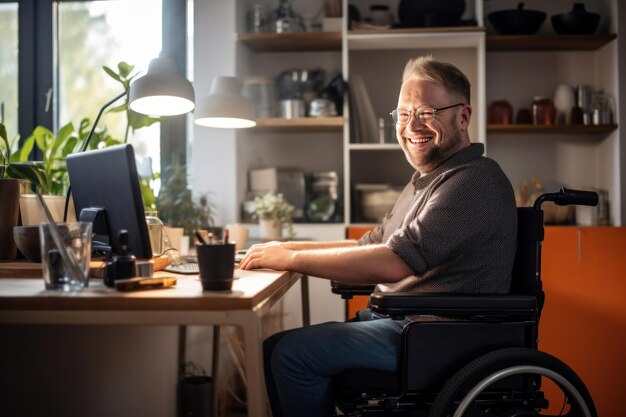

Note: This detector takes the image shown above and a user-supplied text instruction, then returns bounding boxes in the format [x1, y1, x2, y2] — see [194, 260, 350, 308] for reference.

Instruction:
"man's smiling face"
[395, 79, 471, 173]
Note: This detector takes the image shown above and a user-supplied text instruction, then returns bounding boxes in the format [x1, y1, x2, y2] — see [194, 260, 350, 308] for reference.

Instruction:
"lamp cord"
[63, 91, 127, 222]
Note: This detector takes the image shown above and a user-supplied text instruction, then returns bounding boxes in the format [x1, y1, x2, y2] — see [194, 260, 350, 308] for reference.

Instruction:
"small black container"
[488, 2, 546, 35]
[551, 3, 600, 35]
[197, 243, 235, 291]
[178, 376, 212, 417]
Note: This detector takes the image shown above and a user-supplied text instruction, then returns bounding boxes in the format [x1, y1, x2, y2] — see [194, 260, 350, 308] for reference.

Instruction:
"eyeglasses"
[390, 103, 465, 125]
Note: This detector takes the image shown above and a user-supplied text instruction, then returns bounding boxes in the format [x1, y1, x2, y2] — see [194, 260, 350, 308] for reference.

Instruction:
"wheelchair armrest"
[330, 281, 376, 299]
[369, 293, 538, 318]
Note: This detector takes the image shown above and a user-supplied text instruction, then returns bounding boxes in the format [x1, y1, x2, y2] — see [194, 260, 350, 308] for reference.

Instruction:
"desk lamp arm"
[63, 91, 127, 222]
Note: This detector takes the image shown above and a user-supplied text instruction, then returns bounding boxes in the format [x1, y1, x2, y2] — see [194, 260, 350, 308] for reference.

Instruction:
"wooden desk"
[0, 268, 302, 417]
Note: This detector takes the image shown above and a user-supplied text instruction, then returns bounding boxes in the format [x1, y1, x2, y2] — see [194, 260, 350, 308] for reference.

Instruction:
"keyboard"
[164, 263, 200, 275]
[164, 251, 247, 275]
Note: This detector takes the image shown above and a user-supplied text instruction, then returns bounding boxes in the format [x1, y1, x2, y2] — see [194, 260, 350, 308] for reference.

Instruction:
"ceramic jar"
[488, 100, 514, 124]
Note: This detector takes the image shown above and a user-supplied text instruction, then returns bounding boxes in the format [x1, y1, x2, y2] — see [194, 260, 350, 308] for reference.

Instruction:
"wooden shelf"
[348, 143, 401, 150]
[349, 26, 484, 35]
[486, 34, 617, 51]
[487, 124, 618, 134]
[237, 32, 341, 52]
[348, 27, 485, 50]
[252, 117, 344, 132]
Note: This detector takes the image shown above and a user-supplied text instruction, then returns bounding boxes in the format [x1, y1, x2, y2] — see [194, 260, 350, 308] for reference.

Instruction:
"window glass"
[0, 3, 19, 140]
[57, 0, 162, 174]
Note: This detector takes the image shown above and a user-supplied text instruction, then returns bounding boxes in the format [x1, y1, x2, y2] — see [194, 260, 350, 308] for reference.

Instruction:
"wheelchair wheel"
[426, 348, 597, 417]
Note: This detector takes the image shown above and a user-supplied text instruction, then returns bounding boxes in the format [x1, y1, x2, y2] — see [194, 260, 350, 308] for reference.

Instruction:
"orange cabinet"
[540, 227, 626, 417]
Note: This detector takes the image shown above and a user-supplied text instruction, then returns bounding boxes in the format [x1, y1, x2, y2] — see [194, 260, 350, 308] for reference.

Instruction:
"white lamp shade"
[194, 76, 257, 128]
[129, 56, 195, 116]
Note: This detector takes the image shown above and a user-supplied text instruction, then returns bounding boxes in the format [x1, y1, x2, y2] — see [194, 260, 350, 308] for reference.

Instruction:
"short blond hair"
[402, 56, 471, 103]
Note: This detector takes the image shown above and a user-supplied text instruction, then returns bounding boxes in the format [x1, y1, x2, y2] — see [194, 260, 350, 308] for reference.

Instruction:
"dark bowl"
[488, 2, 547, 35]
[13, 225, 42, 262]
[397, 0, 465, 28]
[551, 3, 600, 35]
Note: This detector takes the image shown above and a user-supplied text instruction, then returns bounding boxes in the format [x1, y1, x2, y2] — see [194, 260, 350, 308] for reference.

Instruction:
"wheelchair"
[330, 188, 598, 417]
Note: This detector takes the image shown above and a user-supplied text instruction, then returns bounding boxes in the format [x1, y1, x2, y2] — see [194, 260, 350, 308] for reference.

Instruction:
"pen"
[195, 230, 209, 245]
[224, 229, 229, 245]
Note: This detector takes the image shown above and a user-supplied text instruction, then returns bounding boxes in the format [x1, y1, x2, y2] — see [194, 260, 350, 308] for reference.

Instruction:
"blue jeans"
[263, 309, 406, 417]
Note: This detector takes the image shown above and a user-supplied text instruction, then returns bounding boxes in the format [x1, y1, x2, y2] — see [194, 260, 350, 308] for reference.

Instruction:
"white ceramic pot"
[554, 84, 575, 124]
[259, 219, 282, 241]
[19, 194, 77, 225]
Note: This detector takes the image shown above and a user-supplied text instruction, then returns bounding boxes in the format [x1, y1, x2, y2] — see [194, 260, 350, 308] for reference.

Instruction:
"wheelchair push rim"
[427, 348, 597, 417]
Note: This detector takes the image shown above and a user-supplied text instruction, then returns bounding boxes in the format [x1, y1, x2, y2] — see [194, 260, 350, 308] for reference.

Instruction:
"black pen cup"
[197, 243, 235, 291]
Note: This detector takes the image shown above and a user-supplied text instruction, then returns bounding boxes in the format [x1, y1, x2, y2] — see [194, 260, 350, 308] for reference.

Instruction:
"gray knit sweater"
[359, 143, 517, 294]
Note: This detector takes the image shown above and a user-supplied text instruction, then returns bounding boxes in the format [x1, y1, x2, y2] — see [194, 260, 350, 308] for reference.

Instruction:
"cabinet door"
[540, 227, 626, 417]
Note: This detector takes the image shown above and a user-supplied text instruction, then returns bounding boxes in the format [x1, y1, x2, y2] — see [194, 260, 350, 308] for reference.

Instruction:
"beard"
[401, 126, 464, 172]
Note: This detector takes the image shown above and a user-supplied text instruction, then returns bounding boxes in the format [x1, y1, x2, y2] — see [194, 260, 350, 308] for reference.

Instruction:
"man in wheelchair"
[241, 57, 596, 417]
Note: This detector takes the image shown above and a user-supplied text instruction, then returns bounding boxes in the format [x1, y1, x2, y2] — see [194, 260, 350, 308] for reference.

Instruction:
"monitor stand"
[79, 207, 112, 258]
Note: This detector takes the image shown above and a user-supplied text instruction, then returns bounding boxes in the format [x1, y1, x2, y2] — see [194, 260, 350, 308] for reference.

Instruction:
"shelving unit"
[228, 0, 622, 228]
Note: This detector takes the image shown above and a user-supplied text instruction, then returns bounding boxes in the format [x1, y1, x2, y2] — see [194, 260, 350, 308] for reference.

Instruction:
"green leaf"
[79, 118, 90, 132]
[31, 126, 51, 153]
[62, 136, 78, 156]
[13, 135, 35, 162]
[103, 66, 122, 83]
[8, 162, 49, 194]
[0, 123, 9, 174]
[51, 122, 76, 157]
[0, 123, 7, 142]
[107, 103, 128, 113]
[128, 110, 160, 131]
[118, 61, 135, 78]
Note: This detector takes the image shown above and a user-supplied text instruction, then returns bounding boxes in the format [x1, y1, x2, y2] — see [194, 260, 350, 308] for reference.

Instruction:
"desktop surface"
[0, 268, 299, 313]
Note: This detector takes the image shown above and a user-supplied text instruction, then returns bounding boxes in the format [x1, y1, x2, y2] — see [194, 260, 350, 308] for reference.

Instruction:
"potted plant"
[8, 119, 119, 225]
[0, 122, 26, 260]
[253, 191, 295, 240]
[157, 157, 216, 250]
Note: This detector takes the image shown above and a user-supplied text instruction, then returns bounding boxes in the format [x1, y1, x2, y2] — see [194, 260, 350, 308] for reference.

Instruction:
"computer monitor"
[67, 144, 153, 259]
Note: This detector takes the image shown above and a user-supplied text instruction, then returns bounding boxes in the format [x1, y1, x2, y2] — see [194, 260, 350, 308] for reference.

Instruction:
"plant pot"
[259, 219, 282, 241]
[0, 179, 25, 260]
[19, 194, 77, 226]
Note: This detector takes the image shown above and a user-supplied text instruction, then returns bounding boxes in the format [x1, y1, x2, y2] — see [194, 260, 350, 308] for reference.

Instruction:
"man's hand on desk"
[239, 242, 295, 271]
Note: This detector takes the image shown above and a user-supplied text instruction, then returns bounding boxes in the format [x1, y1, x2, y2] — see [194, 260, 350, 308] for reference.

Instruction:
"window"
[8, 0, 188, 175]
[57, 0, 163, 174]
[0, 2, 19, 140]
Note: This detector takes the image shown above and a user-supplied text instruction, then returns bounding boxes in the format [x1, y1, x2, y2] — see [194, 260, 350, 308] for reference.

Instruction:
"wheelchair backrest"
[510, 207, 545, 312]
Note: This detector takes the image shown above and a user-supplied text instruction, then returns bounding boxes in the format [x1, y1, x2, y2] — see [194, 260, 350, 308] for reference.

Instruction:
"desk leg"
[212, 325, 220, 417]
[301, 274, 310, 327]
[240, 313, 266, 417]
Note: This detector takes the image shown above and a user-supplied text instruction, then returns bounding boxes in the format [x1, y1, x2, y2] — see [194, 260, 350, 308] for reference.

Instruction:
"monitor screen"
[67, 144, 152, 259]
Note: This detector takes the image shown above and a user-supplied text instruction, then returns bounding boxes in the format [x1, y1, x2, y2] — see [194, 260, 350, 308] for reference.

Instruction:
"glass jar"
[145, 211, 164, 257]
[532, 97, 556, 125]
[268, 0, 305, 33]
